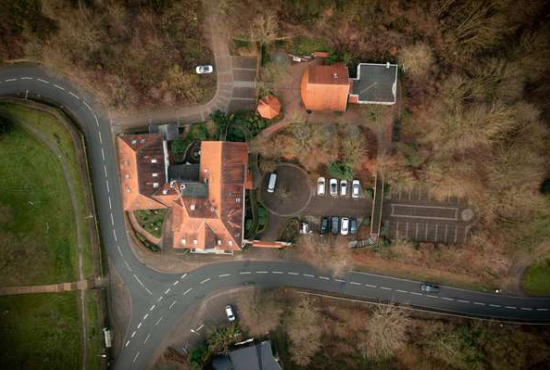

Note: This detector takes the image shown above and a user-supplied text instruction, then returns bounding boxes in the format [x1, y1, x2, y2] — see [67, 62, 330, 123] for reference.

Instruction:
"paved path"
[110, 15, 257, 131]
[0, 278, 107, 296]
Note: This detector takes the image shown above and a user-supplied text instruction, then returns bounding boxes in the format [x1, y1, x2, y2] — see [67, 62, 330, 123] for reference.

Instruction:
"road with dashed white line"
[1, 65, 550, 370]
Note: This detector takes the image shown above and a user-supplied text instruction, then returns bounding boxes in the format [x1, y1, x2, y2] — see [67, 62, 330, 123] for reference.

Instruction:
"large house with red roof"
[117, 134, 248, 254]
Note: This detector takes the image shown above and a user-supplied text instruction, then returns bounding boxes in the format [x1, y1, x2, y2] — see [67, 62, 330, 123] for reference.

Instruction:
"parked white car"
[329, 178, 338, 196]
[317, 177, 326, 196]
[225, 305, 236, 322]
[341, 217, 349, 235]
[195, 65, 214, 74]
[352, 179, 360, 198]
[340, 179, 348, 196]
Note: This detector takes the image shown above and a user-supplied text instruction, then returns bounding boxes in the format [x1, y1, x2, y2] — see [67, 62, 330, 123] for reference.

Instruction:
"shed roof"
[257, 96, 281, 119]
[350, 63, 398, 104]
[300, 64, 350, 112]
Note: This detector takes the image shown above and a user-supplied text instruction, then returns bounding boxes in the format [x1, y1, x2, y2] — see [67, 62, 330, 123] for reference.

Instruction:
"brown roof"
[257, 95, 281, 119]
[172, 141, 248, 252]
[118, 135, 167, 211]
[300, 64, 350, 112]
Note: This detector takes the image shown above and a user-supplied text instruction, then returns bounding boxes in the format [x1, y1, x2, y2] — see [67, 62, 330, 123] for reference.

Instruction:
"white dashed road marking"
[473, 302, 485, 306]
[137, 323, 142, 329]
[350, 281, 361, 286]
[133, 352, 140, 364]
[521, 307, 533, 311]
[183, 288, 193, 296]
[164, 288, 171, 294]
[506, 306, 517, 310]
[149, 305, 156, 311]
[173, 281, 179, 286]
[124, 260, 132, 272]
[155, 316, 163, 326]
[489, 304, 501, 308]
[334, 278, 346, 283]
[409, 292, 422, 296]
[54, 84, 65, 90]
[457, 299, 470, 304]
[131, 331, 136, 338]
[442, 297, 454, 301]
[303, 274, 314, 278]
[365, 284, 377, 288]
[180, 274, 187, 279]
[157, 296, 163, 303]
[426, 295, 439, 299]
[169, 300, 177, 310]
[239, 271, 251, 275]
[272, 271, 283, 274]
[200, 278, 211, 284]
[381, 286, 392, 291]
[37, 78, 49, 84]
[69, 91, 80, 100]
[125, 340, 130, 347]
[288, 272, 299, 276]
[396, 289, 408, 293]
[144, 334, 151, 344]
[318, 276, 330, 280]
[116, 245, 123, 257]
[256, 271, 268, 274]
[219, 273, 230, 278]
[143, 314, 149, 320]
[537, 308, 549, 312]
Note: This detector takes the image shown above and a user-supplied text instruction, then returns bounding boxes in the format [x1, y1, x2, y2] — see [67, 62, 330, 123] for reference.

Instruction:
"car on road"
[350, 217, 358, 234]
[340, 179, 348, 196]
[421, 283, 440, 293]
[331, 216, 339, 235]
[267, 173, 277, 193]
[196, 65, 214, 74]
[329, 179, 338, 196]
[341, 217, 349, 235]
[317, 177, 326, 196]
[352, 179, 360, 198]
[320, 217, 329, 234]
[225, 305, 236, 321]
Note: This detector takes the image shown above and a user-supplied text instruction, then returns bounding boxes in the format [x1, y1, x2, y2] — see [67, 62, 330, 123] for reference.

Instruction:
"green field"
[522, 259, 550, 296]
[0, 122, 78, 285]
[0, 293, 81, 369]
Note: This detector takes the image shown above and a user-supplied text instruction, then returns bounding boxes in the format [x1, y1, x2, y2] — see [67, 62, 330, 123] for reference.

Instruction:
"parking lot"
[260, 164, 373, 240]
[382, 186, 476, 244]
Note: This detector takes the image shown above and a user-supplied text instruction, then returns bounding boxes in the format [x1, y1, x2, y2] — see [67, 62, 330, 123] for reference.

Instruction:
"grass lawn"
[522, 259, 550, 296]
[134, 209, 166, 238]
[86, 291, 103, 369]
[0, 123, 78, 285]
[0, 103, 95, 279]
[0, 293, 81, 369]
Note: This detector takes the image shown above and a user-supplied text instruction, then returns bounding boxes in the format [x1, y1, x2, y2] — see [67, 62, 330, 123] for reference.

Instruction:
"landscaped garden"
[134, 209, 166, 239]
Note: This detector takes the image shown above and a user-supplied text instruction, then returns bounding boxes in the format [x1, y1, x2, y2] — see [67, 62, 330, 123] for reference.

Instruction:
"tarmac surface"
[1, 65, 550, 370]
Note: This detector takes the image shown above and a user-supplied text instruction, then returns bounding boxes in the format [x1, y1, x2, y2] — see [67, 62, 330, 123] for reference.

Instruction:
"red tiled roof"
[300, 64, 350, 112]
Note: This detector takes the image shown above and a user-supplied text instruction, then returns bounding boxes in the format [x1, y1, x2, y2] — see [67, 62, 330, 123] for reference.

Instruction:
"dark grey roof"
[149, 123, 179, 141]
[351, 63, 398, 104]
[168, 164, 200, 182]
[228, 341, 281, 370]
[213, 355, 233, 370]
[179, 181, 208, 198]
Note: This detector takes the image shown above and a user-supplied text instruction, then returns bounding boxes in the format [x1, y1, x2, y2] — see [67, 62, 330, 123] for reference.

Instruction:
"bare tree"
[398, 42, 434, 79]
[237, 288, 284, 336]
[285, 296, 322, 366]
[361, 304, 411, 359]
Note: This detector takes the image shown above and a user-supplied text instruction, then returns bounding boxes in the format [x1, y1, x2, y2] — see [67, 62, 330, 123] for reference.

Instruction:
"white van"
[267, 173, 277, 193]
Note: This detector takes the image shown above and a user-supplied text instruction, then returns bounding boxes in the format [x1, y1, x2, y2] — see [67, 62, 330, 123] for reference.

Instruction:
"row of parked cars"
[317, 178, 360, 198]
[320, 216, 358, 236]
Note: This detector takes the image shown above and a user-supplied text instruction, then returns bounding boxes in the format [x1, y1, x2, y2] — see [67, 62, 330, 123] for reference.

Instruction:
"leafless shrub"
[285, 296, 322, 366]
[297, 234, 352, 277]
[237, 288, 284, 336]
[360, 304, 411, 360]
[398, 42, 434, 79]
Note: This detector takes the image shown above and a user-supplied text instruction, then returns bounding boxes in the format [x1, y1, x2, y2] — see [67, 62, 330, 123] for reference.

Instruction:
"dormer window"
[125, 174, 130, 179]
[228, 241, 233, 246]
[126, 188, 131, 193]
[193, 239, 198, 245]
[151, 159, 157, 163]
[152, 173, 158, 177]
[190, 204, 196, 211]
[153, 182, 159, 188]
[131, 140, 137, 145]
[181, 239, 186, 245]
[235, 197, 241, 203]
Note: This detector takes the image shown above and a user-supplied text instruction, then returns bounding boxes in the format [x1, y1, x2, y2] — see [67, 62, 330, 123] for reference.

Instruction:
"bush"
[171, 138, 188, 155]
[0, 115, 13, 135]
[326, 161, 353, 180]
[257, 203, 268, 233]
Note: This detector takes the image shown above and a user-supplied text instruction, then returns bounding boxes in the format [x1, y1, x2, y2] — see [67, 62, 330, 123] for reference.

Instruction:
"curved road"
[1, 65, 550, 370]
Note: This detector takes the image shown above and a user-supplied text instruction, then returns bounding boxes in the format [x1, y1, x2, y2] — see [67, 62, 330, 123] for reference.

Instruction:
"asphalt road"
[1, 64, 550, 370]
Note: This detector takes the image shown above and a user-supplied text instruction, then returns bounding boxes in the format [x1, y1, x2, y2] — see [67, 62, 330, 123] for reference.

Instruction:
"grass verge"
[522, 259, 550, 296]
[86, 290, 103, 369]
[0, 293, 81, 369]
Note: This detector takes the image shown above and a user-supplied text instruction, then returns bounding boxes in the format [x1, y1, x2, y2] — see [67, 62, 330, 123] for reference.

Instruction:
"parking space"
[383, 185, 476, 244]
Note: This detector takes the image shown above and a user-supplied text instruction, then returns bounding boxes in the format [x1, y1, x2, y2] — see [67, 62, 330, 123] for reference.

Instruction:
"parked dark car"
[350, 217, 358, 234]
[331, 216, 339, 235]
[320, 217, 329, 234]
